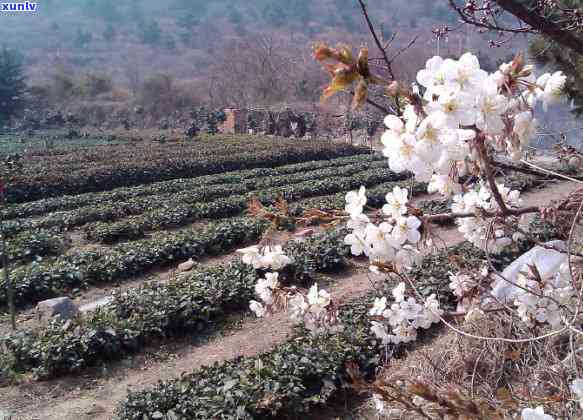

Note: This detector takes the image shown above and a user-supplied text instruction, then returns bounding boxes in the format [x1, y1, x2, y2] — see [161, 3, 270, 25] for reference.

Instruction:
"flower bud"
[519, 65, 534, 78]
[312, 42, 335, 61]
[387, 81, 399, 96]
[357, 47, 370, 78]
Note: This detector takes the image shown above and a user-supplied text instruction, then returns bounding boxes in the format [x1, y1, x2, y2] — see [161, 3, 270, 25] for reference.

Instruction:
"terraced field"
[0, 134, 567, 420]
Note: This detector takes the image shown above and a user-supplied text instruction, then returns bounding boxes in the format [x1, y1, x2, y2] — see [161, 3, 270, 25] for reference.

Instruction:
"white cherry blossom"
[391, 216, 421, 245]
[475, 76, 508, 134]
[236, 245, 262, 268]
[345, 186, 367, 216]
[382, 186, 409, 218]
[426, 89, 476, 128]
[449, 272, 475, 298]
[288, 294, 309, 322]
[537, 71, 567, 111]
[428, 174, 461, 196]
[513, 111, 537, 145]
[249, 300, 266, 318]
[416, 55, 448, 99]
[344, 232, 367, 256]
[369, 297, 387, 316]
[394, 246, 422, 270]
[255, 272, 280, 305]
[571, 379, 583, 409]
[392, 282, 406, 303]
[262, 246, 293, 270]
[307, 283, 332, 315]
[442, 52, 487, 94]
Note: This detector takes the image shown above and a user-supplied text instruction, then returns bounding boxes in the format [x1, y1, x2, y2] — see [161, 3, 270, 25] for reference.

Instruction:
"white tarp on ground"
[490, 240, 568, 302]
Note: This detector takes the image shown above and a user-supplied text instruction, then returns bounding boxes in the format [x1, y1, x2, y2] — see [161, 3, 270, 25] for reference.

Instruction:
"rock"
[79, 296, 113, 314]
[178, 258, 196, 272]
[36, 297, 79, 324]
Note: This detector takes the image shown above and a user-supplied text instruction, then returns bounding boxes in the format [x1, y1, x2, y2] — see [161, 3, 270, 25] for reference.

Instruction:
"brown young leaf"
[312, 42, 337, 62]
[274, 195, 289, 216]
[357, 47, 370, 78]
[336, 43, 355, 65]
[352, 78, 368, 110]
[247, 196, 266, 216]
[510, 52, 524, 74]
[321, 65, 359, 102]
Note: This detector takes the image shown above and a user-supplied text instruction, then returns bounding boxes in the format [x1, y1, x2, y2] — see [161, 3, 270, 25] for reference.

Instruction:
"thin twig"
[356, 0, 395, 80]
[520, 159, 583, 185]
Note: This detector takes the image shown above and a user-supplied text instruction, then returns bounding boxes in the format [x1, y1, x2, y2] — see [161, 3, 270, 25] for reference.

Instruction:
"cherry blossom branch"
[448, 0, 583, 55]
[448, 0, 536, 34]
[349, 89, 396, 114]
[512, 229, 583, 259]
[483, 220, 573, 315]
[356, 0, 396, 81]
[476, 134, 512, 215]
[494, 0, 583, 56]
[446, 307, 508, 318]
[424, 205, 542, 224]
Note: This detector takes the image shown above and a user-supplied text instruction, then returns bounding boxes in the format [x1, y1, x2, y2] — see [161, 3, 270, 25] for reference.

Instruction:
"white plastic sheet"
[490, 240, 568, 302]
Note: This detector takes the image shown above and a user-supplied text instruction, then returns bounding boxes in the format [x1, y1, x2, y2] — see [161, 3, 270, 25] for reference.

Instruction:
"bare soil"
[0, 180, 580, 420]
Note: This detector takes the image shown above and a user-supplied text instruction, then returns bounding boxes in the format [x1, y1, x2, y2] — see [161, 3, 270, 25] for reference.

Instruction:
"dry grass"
[348, 273, 583, 420]
[369, 314, 580, 418]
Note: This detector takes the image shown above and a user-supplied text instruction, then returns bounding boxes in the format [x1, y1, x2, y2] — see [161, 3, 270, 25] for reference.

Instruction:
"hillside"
[1, 0, 522, 112]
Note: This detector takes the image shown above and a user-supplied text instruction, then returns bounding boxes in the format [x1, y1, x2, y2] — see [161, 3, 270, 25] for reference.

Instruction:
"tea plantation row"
[1, 229, 349, 380]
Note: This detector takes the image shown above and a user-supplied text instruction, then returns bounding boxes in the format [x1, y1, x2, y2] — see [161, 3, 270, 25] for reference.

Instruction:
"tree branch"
[356, 0, 396, 80]
[448, 0, 535, 34]
[491, 160, 553, 178]
[424, 205, 541, 224]
[494, 0, 583, 55]
[349, 89, 395, 114]
[476, 134, 512, 215]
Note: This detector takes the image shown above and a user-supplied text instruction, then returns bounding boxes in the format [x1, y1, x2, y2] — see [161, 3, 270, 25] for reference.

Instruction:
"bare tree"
[210, 34, 326, 108]
[124, 53, 142, 95]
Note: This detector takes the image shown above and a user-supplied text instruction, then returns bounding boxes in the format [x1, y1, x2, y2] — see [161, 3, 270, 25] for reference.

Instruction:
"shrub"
[2, 154, 378, 220]
[6, 140, 368, 202]
[115, 239, 543, 419]
[0, 230, 65, 267]
[117, 299, 376, 420]
[0, 229, 349, 379]
[0, 217, 269, 309]
[2, 158, 387, 239]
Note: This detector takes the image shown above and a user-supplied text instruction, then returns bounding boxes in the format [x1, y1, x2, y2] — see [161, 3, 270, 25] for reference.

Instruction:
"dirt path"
[0, 269, 379, 420]
[0, 251, 241, 337]
[0, 180, 580, 420]
[0, 218, 294, 336]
